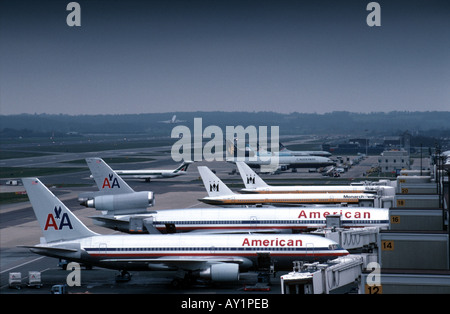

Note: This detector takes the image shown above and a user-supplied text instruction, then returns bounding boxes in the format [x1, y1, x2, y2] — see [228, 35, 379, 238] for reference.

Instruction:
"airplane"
[78, 158, 155, 215]
[159, 115, 186, 124]
[228, 154, 335, 172]
[226, 140, 335, 172]
[246, 142, 332, 158]
[20, 178, 348, 285]
[91, 206, 390, 234]
[197, 166, 379, 207]
[114, 160, 193, 182]
[236, 161, 396, 196]
[279, 142, 332, 157]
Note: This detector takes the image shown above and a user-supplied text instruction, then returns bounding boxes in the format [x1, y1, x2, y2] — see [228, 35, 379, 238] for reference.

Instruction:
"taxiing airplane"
[159, 115, 186, 124]
[198, 166, 378, 207]
[115, 160, 193, 182]
[21, 178, 348, 285]
[78, 158, 154, 215]
[236, 161, 395, 196]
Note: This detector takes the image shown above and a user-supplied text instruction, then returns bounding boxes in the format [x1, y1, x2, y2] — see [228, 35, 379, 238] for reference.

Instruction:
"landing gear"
[170, 272, 198, 288]
[115, 270, 132, 282]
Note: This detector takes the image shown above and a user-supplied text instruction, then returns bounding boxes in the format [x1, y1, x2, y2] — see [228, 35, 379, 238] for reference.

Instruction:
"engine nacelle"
[85, 191, 154, 214]
[199, 263, 239, 282]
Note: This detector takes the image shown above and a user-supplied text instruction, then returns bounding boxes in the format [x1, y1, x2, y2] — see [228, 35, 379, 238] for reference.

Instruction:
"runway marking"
[186, 202, 203, 209]
[1, 256, 45, 274]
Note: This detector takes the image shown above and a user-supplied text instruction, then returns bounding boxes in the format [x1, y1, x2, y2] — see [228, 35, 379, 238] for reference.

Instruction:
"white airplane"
[159, 115, 186, 124]
[279, 142, 332, 157]
[197, 166, 377, 207]
[21, 178, 348, 285]
[78, 158, 154, 215]
[228, 155, 335, 172]
[92, 206, 390, 234]
[226, 140, 335, 172]
[115, 160, 193, 182]
[236, 161, 396, 196]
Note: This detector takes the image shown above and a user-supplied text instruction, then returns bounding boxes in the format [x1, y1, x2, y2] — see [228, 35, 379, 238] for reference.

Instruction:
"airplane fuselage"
[115, 170, 187, 179]
[240, 185, 395, 195]
[32, 233, 348, 271]
[92, 206, 390, 234]
[229, 156, 335, 169]
[199, 193, 376, 206]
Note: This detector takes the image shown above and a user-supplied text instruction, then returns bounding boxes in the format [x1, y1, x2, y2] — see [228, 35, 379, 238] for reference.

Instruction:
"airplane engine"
[199, 263, 239, 282]
[84, 191, 154, 214]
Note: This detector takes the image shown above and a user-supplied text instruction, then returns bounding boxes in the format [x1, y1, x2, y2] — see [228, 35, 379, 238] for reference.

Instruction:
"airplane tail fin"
[22, 178, 98, 243]
[225, 139, 236, 157]
[174, 160, 193, 173]
[236, 161, 269, 189]
[86, 158, 135, 194]
[197, 166, 234, 197]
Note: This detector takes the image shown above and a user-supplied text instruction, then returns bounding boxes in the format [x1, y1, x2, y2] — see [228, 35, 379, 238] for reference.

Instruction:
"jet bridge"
[280, 216, 382, 294]
[311, 215, 382, 251]
[317, 227, 381, 250]
[280, 255, 365, 294]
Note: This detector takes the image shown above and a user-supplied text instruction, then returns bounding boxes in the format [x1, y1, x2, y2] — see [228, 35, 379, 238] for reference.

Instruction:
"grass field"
[0, 192, 29, 204]
[62, 157, 155, 164]
[0, 150, 53, 160]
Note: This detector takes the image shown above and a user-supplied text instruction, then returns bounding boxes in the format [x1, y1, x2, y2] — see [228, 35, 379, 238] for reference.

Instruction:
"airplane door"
[250, 216, 258, 227]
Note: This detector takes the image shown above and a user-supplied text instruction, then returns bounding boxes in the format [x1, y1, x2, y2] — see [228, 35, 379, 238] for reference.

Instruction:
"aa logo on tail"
[102, 174, 120, 189]
[44, 206, 73, 230]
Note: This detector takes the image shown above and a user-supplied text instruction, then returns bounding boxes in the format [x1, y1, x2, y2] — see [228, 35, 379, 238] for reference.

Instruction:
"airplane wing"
[100, 256, 247, 271]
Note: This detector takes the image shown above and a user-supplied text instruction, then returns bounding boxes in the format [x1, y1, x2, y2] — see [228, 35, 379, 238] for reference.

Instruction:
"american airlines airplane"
[92, 206, 390, 234]
[114, 160, 193, 182]
[79, 158, 154, 214]
[236, 161, 395, 196]
[21, 178, 348, 285]
[198, 166, 378, 207]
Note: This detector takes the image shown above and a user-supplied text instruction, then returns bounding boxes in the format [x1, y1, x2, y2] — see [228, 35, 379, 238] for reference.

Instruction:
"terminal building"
[378, 149, 410, 174]
[281, 150, 450, 294]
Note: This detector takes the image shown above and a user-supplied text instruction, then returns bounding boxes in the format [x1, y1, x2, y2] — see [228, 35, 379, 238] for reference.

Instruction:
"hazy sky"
[0, 0, 449, 115]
